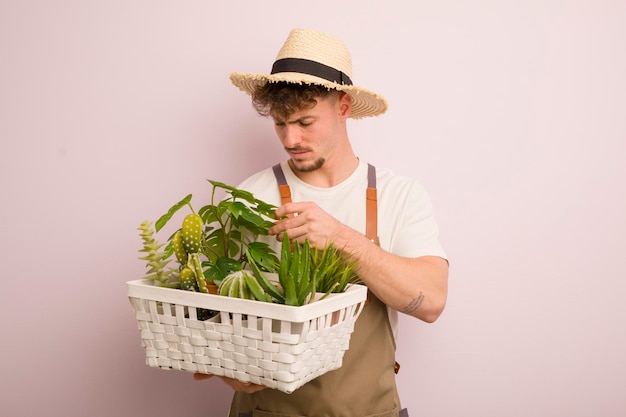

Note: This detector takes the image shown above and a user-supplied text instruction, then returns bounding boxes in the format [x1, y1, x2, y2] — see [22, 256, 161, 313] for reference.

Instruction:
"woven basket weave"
[127, 279, 367, 394]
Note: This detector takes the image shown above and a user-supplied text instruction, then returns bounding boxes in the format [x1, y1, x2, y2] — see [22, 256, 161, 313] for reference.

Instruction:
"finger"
[238, 382, 267, 393]
[278, 225, 309, 243]
[275, 202, 307, 219]
[245, 384, 267, 393]
[268, 220, 284, 236]
[193, 373, 213, 381]
[219, 376, 266, 393]
[269, 217, 302, 237]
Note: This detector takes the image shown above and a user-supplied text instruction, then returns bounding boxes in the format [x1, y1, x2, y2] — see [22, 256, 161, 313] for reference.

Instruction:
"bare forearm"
[336, 227, 448, 323]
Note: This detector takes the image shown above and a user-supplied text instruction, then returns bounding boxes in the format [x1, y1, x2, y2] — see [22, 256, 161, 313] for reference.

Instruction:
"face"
[272, 93, 348, 173]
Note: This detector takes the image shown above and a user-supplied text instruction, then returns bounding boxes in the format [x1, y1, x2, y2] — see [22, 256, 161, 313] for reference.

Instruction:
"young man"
[198, 28, 448, 417]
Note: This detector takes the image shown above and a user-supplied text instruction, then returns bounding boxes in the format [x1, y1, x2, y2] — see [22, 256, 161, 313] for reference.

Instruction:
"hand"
[270, 201, 344, 248]
[193, 373, 266, 393]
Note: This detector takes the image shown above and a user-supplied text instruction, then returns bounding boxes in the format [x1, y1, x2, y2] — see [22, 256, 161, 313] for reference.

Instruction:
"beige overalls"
[228, 164, 407, 417]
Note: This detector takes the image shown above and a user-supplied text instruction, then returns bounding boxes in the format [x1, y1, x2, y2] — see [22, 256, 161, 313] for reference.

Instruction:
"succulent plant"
[137, 221, 179, 288]
[218, 270, 273, 302]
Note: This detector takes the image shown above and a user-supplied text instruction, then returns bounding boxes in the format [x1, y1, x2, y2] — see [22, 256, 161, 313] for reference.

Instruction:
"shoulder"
[237, 166, 275, 189]
[236, 165, 282, 206]
[375, 166, 429, 199]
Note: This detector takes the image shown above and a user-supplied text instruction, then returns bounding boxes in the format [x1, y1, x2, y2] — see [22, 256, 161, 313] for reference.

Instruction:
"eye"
[299, 120, 312, 127]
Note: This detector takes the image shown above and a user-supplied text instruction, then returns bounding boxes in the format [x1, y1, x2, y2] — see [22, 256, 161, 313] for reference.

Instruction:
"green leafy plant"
[138, 180, 279, 294]
[138, 180, 361, 307]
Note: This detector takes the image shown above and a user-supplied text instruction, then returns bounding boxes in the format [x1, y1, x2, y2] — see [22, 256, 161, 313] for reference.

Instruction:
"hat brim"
[230, 72, 388, 119]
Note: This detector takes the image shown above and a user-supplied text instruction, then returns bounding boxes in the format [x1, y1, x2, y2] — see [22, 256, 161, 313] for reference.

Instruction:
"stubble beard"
[290, 157, 326, 173]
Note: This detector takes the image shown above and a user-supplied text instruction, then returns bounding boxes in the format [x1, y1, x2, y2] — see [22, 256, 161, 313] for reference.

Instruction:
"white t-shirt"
[237, 159, 447, 342]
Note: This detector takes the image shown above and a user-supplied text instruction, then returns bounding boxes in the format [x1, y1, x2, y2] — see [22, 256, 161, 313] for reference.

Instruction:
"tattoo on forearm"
[402, 292, 424, 314]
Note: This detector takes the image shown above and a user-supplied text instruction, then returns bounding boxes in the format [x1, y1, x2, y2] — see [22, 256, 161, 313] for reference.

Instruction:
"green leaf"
[283, 239, 301, 306]
[225, 201, 274, 236]
[247, 250, 284, 302]
[279, 232, 291, 289]
[254, 200, 277, 218]
[207, 180, 237, 193]
[239, 205, 269, 227]
[247, 242, 279, 271]
[162, 238, 175, 260]
[155, 194, 192, 232]
[229, 188, 257, 205]
[289, 241, 302, 289]
[296, 240, 313, 304]
[216, 256, 242, 273]
[226, 201, 246, 219]
[198, 204, 220, 224]
[206, 228, 240, 259]
[243, 271, 273, 303]
[283, 275, 297, 306]
[298, 281, 314, 305]
[202, 256, 241, 285]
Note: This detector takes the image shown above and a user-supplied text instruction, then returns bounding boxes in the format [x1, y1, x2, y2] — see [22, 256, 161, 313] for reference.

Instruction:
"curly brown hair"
[251, 82, 341, 120]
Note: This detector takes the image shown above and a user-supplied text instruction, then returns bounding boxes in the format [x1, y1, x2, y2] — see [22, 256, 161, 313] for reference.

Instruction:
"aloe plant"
[246, 232, 360, 306]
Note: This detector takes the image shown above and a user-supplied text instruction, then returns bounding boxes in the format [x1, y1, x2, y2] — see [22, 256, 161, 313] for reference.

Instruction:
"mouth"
[286, 147, 312, 159]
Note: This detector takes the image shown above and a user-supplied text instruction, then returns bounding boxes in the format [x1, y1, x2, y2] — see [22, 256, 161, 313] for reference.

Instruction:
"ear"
[338, 92, 352, 119]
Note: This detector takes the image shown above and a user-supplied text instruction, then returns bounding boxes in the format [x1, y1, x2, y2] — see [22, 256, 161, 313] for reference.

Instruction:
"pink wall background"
[1, 1, 625, 416]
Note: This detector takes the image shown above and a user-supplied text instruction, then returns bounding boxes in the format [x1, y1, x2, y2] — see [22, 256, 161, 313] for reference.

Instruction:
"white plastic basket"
[127, 279, 367, 394]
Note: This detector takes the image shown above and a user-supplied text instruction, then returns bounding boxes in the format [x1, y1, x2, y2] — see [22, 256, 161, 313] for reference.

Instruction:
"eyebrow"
[276, 115, 316, 124]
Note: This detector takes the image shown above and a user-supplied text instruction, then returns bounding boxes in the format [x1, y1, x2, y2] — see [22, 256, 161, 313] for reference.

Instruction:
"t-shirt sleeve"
[387, 179, 447, 260]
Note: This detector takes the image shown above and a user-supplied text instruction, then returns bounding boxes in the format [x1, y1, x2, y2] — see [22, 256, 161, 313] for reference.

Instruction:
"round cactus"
[219, 270, 272, 302]
[179, 267, 197, 291]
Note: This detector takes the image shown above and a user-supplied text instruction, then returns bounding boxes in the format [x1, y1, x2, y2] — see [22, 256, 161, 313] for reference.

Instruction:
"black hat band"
[271, 58, 353, 86]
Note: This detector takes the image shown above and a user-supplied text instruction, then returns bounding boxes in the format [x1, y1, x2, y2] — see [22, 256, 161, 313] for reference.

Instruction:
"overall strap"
[272, 164, 292, 206]
[271, 163, 379, 244]
[366, 163, 379, 245]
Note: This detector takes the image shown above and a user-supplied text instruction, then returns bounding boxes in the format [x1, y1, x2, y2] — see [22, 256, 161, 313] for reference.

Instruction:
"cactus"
[188, 253, 209, 293]
[219, 270, 272, 302]
[181, 213, 203, 254]
[178, 213, 210, 293]
[179, 267, 197, 291]
[172, 231, 188, 265]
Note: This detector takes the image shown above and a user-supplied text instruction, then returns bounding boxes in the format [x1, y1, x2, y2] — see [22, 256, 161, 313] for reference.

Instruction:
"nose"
[281, 124, 302, 148]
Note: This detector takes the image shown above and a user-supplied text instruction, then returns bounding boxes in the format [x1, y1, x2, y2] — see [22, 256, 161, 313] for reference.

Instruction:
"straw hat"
[230, 29, 388, 119]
